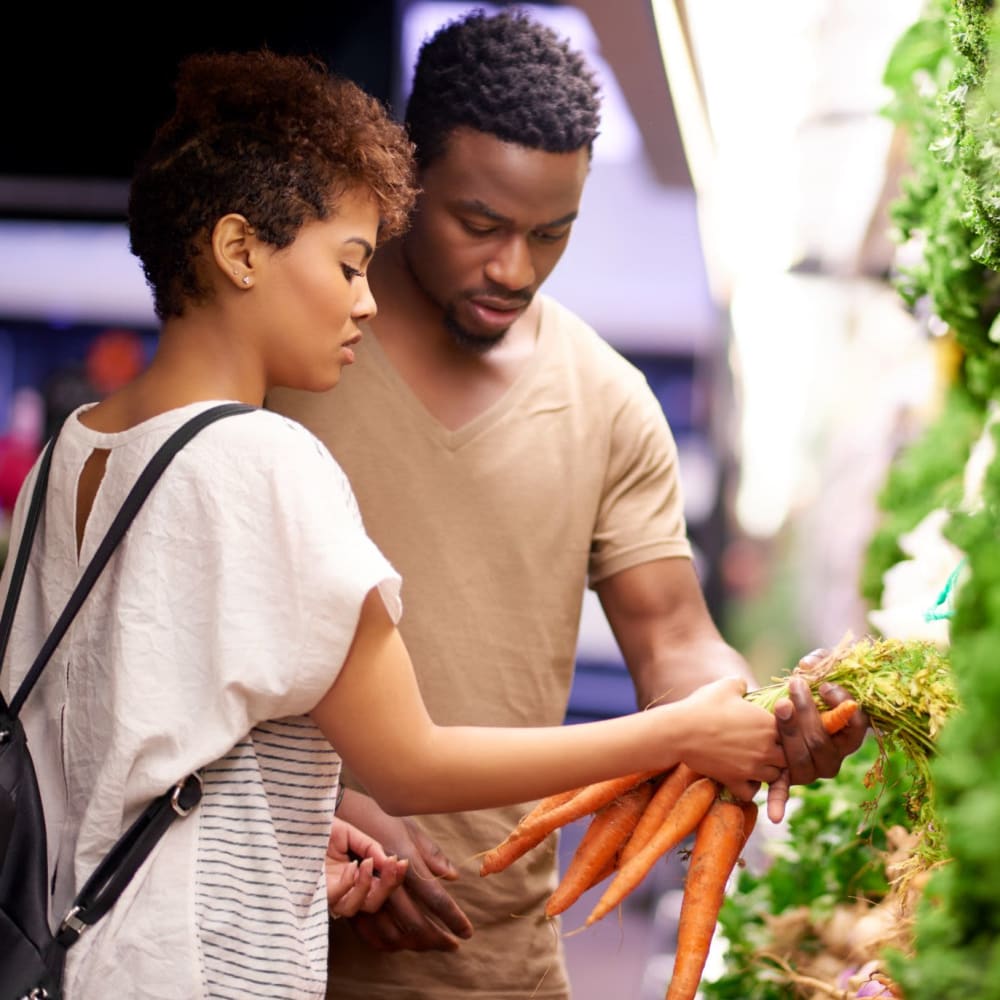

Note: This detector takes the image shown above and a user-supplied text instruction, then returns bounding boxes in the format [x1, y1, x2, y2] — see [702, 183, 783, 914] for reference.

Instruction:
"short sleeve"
[588, 370, 693, 585]
[188, 414, 402, 727]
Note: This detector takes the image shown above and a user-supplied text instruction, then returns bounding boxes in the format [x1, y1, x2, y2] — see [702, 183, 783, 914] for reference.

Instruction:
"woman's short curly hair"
[405, 7, 602, 168]
[129, 49, 417, 319]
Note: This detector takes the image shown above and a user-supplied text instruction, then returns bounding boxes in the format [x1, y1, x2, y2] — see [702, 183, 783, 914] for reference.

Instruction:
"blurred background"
[0, 2, 946, 996]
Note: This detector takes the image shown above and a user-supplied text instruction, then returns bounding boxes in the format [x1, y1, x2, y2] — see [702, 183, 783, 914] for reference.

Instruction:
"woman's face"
[257, 186, 380, 393]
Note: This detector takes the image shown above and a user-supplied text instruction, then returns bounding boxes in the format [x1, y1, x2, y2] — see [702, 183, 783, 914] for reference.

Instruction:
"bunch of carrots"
[480, 698, 858, 1000]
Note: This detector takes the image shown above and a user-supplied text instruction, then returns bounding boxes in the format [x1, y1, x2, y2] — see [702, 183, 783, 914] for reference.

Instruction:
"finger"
[401, 863, 474, 939]
[818, 682, 871, 753]
[819, 682, 870, 731]
[817, 681, 852, 708]
[350, 910, 408, 952]
[781, 678, 830, 778]
[358, 858, 409, 913]
[386, 886, 467, 950]
[796, 648, 827, 669]
[333, 858, 377, 917]
[773, 694, 814, 781]
[327, 858, 359, 910]
[408, 828, 461, 880]
[767, 771, 791, 823]
[723, 780, 759, 802]
[788, 677, 843, 778]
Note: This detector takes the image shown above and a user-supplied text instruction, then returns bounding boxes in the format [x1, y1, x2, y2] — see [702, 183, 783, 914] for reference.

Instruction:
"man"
[268, 9, 866, 999]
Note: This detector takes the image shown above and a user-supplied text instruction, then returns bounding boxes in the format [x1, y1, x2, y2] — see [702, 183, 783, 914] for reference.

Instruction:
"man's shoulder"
[538, 294, 644, 379]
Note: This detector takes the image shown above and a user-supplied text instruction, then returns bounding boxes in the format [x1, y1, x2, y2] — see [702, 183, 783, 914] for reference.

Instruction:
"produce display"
[697, 0, 1000, 994]
[483, 1, 1000, 996]
[479, 648, 925, 1000]
[702, 739, 921, 1000]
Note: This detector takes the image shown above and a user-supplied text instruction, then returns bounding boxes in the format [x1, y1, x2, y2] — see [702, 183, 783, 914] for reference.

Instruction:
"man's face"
[402, 127, 590, 351]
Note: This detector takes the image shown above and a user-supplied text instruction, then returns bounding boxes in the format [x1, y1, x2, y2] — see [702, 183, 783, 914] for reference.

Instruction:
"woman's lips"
[341, 332, 362, 364]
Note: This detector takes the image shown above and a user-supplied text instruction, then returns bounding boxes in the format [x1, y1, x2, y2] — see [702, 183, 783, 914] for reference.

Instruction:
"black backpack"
[0, 403, 253, 1000]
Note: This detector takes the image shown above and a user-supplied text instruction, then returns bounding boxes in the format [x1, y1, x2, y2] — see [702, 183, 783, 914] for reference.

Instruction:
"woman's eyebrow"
[344, 236, 374, 261]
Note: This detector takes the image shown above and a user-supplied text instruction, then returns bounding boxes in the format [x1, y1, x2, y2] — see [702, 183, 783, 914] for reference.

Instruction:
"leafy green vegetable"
[883, 0, 1000, 398]
[890, 419, 1000, 997]
[860, 381, 985, 609]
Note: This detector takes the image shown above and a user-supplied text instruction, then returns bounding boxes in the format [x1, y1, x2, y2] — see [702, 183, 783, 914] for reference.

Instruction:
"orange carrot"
[520, 786, 585, 827]
[665, 795, 746, 1000]
[585, 777, 719, 927]
[588, 856, 618, 888]
[480, 769, 661, 876]
[545, 779, 656, 917]
[619, 762, 700, 866]
[820, 698, 858, 734]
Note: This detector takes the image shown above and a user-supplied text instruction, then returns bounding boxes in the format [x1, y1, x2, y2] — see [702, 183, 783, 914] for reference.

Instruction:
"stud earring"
[232, 269, 239, 276]
[242, 276, 251, 286]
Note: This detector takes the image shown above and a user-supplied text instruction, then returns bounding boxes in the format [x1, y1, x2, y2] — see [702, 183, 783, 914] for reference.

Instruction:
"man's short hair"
[405, 7, 602, 168]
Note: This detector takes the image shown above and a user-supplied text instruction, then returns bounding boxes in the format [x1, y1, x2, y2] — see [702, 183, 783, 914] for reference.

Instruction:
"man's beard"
[443, 305, 509, 355]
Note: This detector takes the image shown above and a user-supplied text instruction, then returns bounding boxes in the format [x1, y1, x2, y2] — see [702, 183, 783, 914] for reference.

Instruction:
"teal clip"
[924, 558, 966, 622]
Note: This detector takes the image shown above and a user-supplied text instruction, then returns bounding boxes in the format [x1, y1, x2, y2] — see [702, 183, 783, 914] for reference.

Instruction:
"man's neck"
[364, 240, 542, 430]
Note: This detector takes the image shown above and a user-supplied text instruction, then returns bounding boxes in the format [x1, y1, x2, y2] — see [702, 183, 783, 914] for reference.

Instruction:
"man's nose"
[484, 235, 535, 291]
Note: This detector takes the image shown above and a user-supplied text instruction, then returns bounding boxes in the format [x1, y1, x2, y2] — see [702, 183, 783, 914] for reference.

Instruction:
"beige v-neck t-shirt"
[269, 294, 692, 999]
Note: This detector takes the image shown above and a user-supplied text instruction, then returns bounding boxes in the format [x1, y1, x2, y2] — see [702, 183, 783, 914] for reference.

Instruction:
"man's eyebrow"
[456, 199, 510, 224]
[456, 199, 578, 229]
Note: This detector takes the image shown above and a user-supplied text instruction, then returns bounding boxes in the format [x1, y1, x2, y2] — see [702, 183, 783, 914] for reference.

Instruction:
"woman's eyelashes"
[341, 263, 365, 282]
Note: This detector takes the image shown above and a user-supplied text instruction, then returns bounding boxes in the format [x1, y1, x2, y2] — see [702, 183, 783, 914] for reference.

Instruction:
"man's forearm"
[631, 637, 756, 711]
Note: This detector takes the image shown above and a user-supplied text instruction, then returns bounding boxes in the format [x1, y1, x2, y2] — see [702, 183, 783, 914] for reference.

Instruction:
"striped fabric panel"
[195, 717, 340, 999]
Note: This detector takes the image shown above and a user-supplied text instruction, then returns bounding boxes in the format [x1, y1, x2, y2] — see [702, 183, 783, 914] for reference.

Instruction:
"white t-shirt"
[0, 401, 401, 999]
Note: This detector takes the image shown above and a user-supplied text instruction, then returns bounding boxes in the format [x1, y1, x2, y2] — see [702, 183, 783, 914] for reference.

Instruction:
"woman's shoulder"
[203, 405, 338, 465]
[210, 406, 359, 510]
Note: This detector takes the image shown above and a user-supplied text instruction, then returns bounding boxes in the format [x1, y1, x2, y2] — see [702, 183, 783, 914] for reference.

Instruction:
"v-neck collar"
[361, 295, 554, 452]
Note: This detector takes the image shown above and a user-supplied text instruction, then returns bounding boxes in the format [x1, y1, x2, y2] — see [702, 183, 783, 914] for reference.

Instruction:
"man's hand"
[326, 817, 408, 918]
[336, 791, 475, 951]
[767, 650, 870, 822]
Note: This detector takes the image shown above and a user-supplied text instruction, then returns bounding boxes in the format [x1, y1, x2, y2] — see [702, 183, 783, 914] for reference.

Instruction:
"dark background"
[0, 7, 403, 220]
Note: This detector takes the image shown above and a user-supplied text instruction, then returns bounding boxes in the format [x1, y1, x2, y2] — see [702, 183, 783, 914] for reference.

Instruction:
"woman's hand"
[325, 815, 409, 918]
[335, 789, 475, 950]
[675, 676, 787, 801]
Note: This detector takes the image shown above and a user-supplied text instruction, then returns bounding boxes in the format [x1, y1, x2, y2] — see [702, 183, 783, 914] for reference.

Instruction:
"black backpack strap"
[8, 402, 255, 716]
[0, 433, 58, 707]
[56, 771, 204, 945]
[1, 401, 255, 950]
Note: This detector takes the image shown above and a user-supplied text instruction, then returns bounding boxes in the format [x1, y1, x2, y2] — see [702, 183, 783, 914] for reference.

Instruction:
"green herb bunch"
[748, 636, 958, 863]
[883, 0, 1000, 406]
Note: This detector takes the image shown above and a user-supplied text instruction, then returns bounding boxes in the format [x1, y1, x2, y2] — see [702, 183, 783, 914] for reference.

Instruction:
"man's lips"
[466, 297, 529, 330]
[470, 296, 529, 313]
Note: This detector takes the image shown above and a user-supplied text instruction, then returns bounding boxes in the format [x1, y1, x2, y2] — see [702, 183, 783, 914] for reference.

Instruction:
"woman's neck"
[78, 317, 264, 432]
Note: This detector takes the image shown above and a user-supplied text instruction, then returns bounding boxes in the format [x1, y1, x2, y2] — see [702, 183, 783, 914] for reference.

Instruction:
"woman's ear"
[212, 214, 259, 290]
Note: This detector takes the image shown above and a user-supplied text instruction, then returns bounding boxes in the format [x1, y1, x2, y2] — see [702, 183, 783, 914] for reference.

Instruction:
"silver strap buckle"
[58, 904, 87, 939]
[171, 771, 203, 817]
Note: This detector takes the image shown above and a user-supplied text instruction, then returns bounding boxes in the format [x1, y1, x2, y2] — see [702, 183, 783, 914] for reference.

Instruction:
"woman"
[0, 50, 786, 998]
